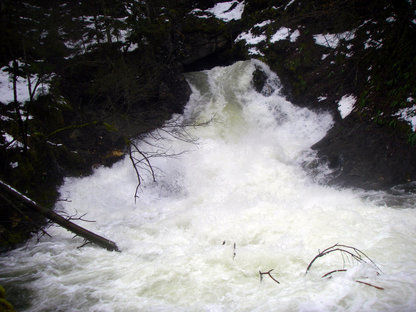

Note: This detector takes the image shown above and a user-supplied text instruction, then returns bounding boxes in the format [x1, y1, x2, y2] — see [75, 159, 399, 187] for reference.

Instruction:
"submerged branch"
[355, 280, 384, 290]
[304, 243, 384, 291]
[259, 269, 280, 284]
[305, 243, 381, 275]
[321, 269, 347, 278]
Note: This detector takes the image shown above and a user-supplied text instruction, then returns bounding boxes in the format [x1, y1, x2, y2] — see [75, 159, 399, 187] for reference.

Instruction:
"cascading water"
[1, 60, 416, 312]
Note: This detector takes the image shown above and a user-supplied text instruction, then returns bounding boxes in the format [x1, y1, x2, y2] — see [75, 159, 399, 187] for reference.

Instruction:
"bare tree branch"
[127, 116, 212, 201]
[305, 243, 384, 291]
[305, 243, 381, 275]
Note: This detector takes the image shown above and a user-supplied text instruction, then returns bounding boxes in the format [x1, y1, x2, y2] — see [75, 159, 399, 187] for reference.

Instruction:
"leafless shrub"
[128, 116, 212, 201]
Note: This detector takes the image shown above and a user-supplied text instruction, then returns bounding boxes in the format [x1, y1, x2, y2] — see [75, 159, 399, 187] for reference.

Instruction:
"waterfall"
[1, 60, 416, 312]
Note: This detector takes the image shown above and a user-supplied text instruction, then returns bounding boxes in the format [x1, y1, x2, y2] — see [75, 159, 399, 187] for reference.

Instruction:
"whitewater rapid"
[1, 60, 416, 312]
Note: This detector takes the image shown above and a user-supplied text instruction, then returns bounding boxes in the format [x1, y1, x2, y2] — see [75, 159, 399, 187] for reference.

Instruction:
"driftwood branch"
[321, 269, 347, 278]
[305, 243, 383, 290]
[355, 280, 384, 290]
[0, 180, 120, 252]
[259, 269, 280, 284]
[305, 243, 381, 275]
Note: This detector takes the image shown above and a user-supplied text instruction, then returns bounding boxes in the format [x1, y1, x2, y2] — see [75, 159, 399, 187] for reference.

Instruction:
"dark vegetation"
[1, 0, 416, 249]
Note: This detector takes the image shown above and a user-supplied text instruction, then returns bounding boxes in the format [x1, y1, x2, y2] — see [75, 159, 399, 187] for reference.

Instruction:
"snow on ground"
[254, 20, 271, 28]
[395, 104, 416, 131]
[318, 96, 327, 102]
[0, 65, 30, 104]
[235, 30, 266, 45]
[364, 37, 383, 49]
[338, 95, 356, 119]
[314, 31, 355, 49]
[290, 29, 300, 42]
[0, 131, 24, 150]
[270, 27, 291, 42]
[0, 62, 50, 104]
[248, 47, 264, 56]
[270, 27, 300, 43]
[285, 0, 296, 10]
[205, 1, 245, 22]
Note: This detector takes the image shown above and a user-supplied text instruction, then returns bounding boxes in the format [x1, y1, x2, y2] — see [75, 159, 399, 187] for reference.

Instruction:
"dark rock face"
[180, 32, 229, 66]
[251, 67, 268, 94]
[312, 113, 416, 190]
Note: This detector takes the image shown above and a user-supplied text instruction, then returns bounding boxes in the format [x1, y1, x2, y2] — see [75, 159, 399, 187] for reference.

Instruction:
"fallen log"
[0, 180, 120, 252]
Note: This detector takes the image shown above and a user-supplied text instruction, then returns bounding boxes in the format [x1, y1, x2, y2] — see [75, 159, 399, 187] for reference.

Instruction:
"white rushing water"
[2, 60, 416, 312]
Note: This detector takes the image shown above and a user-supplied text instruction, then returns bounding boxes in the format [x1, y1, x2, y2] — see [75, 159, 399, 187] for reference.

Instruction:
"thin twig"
[305, 243, 381, 275]
[259, 269, 280, 284]
[321, 269, 347, 279]
[77, 240, 93, 249]
[355, 280, 384, 290]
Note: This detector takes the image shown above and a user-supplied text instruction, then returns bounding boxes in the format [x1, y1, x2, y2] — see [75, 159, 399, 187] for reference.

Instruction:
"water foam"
[1, 60, 416, 312]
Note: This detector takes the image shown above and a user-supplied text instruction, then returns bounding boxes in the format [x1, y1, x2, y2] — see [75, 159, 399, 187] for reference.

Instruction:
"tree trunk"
[0, 180, 120, 252]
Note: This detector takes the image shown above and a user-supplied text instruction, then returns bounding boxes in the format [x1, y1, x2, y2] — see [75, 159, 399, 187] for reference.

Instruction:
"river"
[1, 60, 416, 311]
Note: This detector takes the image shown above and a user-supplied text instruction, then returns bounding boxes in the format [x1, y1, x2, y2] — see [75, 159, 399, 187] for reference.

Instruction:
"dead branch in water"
[321, 269, 347, 278]
[355, 280, 384, 290]
[257, 244, 384, 290]
[305, 243, 382, 275]
[305, 243, 383, 290]
[259, 269, 280, 284]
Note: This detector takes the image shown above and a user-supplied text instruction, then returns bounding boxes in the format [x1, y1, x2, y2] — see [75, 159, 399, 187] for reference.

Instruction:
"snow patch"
[254, 20, 272, 28]
[290, 29, 300, 42]
[189, 8, 210, 18]
[318, 96, 327, 102]
[1, 131, 24, 149]
[395, 106, 416, 131]
[313, 31, 355, 49]
[1, 65, 30, 104]
[285, 0, 296, 10]
[364, 38, 382, 49]
[338, 95, 356, 119]
[0, 62, 50, 105]
[235, 30, 266, 45]
[270, 27, 291, 42]
[206, 1, 245, 22]
[248, 47, 264, 56]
